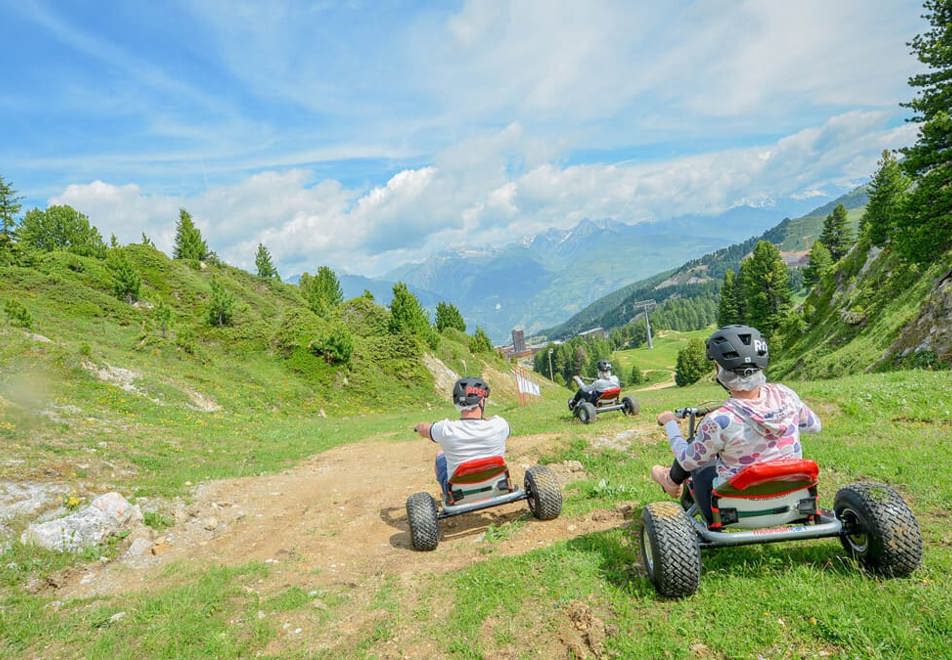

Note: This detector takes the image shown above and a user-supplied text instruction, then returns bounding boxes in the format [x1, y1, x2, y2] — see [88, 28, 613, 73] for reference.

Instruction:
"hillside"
[385, 202, 814, 342]
[0, 244, 530, 495]
[773, 236, 952, 377]
[544, 188, 869, 339]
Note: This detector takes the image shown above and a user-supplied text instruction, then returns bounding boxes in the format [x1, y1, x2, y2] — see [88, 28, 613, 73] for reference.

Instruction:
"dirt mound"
[559, 599, 615, 658]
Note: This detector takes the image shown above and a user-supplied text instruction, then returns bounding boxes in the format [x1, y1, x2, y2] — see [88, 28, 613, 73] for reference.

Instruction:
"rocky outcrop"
[20, 492, 143, 552]
[882, 269, 952, 367]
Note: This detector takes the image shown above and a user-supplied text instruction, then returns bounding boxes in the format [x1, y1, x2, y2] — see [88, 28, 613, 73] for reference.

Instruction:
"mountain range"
[541, 188, 870, 339]
[378, 199, 821, 342]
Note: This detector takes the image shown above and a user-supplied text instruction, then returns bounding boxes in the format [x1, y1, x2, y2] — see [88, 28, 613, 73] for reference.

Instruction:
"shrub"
[272, 308, 328, 358]
[340, 297, 390, 337]
[469, 326, 493, 354]
[630, 364, 644, 385]
[206, 280, 235, 327]
[4, 298, 33, 329]
[309, 325, 354, 365]
[110, 255, 141, 303]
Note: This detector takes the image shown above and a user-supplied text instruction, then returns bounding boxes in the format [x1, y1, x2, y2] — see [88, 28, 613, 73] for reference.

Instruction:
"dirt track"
[60, 432, 628, 602]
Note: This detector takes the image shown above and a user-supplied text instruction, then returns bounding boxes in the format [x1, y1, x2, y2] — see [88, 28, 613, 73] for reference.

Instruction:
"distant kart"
[569, 376, 640, 424]
[637, 406, 924, 598]
[406, 457, 562, 551]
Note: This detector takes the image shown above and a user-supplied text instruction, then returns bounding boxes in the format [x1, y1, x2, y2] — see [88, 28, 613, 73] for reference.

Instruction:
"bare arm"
[414, 422, 433, 439]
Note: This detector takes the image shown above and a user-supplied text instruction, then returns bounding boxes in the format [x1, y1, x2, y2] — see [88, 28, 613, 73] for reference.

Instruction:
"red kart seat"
[595, 387, 621, 402]
[447, 456, 512, 505]
[710, 459, 820, 529]
[715, 459, 819, 498]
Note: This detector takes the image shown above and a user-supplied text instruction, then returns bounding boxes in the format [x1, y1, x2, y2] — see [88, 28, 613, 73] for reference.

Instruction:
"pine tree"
[206, 280, 235, 326]
[435, 301, 466, 332]
[0, 175, 23, 238]
[301, 265, 342, 314]
[254, 243, 280, 280]
[675, 338, 708, 387]
[388, 282, 432, 341]
[739, 240, 792, 338]
[863, 150, 911, 247]
[110, 254, 141, 303]
[173, 209, 208, 261]
[717, 268, 741, 327]
[154, 300, 173, 338]
[110, 233, 119, 248]
[141, 233, 155, 248]
[895, 0, 952, 262]
[803, 240, 834, 289]
[819, 204, 853, 260]
[469, 326, 493, 354]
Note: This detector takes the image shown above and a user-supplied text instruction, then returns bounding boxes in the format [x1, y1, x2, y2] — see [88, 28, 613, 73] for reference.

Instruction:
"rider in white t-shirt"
[414, 377, 511, 499]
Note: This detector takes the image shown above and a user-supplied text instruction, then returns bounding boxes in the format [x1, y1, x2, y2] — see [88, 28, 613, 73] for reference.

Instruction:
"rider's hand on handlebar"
[656, 411, 676, 426]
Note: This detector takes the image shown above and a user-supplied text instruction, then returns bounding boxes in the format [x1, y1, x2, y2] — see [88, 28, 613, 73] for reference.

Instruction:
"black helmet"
[706, 325, 768, 374]
[597, 359, 612, 372]
[453, 376, 490, 407]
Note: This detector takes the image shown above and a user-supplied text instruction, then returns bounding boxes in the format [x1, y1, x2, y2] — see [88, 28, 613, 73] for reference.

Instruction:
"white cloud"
[50, 110, 915, 278]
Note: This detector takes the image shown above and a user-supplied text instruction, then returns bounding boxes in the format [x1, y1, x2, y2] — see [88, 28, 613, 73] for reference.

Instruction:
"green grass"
[1, 365, 950, 657]
[401, 369, 952, 658]
[612, 328, 711, 385]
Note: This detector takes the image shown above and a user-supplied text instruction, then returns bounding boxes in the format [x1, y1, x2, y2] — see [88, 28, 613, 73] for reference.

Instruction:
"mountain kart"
[569, 376, 640, 424]
[406, 457, 562, 551]
[637, 406, 924, 598]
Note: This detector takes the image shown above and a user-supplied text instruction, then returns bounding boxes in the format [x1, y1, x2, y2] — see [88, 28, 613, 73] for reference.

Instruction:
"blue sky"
[0, 0, 926, 276]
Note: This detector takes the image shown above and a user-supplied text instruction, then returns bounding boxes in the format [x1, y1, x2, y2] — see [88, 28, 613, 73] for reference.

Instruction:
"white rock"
[91, 492, 143, 526]
[123, 537, 154, 560]
[109, 611, 126, 623]
[21, 492, 142, 552]
[0, 481, 71, 522]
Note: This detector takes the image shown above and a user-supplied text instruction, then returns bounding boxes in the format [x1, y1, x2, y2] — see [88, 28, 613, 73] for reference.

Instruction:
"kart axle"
[437, 489, 528, 519]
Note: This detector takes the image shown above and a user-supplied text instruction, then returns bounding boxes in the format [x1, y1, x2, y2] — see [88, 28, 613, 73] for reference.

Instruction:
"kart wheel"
[524, 465, 563, 521]
[577, 402, 597, 424]
[637, 502, 701, 598]
[834, 482, 922, 577]
[406, 492, 440, 551]
[621, 396, 640, 416]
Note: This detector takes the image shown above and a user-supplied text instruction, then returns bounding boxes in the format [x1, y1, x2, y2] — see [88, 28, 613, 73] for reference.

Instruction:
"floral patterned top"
[664, 383, 822, 482]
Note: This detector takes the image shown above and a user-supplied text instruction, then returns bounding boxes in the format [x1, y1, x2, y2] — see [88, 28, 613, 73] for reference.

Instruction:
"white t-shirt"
[430, 416, 511, 478]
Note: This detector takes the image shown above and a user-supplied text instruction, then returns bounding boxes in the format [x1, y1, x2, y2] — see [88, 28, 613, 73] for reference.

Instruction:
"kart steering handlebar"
[674, 406, 714, 419]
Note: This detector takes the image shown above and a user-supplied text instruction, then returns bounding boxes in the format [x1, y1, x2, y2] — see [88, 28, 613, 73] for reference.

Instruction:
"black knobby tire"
[406, 492, 440, 551]
[524, 465, 563, 521]
[577, 402, 597, 424]
[834, 482, 922, 577]
[621, 396, 640, 416]
[637, 502, 701, 598]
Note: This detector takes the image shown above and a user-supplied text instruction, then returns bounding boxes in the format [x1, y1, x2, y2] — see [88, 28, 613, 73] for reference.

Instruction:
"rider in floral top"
[666, 381, 821, 481]
[650, 325, 821, 523]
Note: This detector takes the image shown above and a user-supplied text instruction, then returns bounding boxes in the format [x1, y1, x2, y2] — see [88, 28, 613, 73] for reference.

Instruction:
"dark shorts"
[434, 453, 449, 499]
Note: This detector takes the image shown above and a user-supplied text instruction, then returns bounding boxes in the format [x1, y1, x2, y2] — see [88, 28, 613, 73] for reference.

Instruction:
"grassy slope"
[612, 328, 711, 386]
[0, 246, 521, 496]
[773, 238, 952, 378]
[2, 369, 950, 657]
